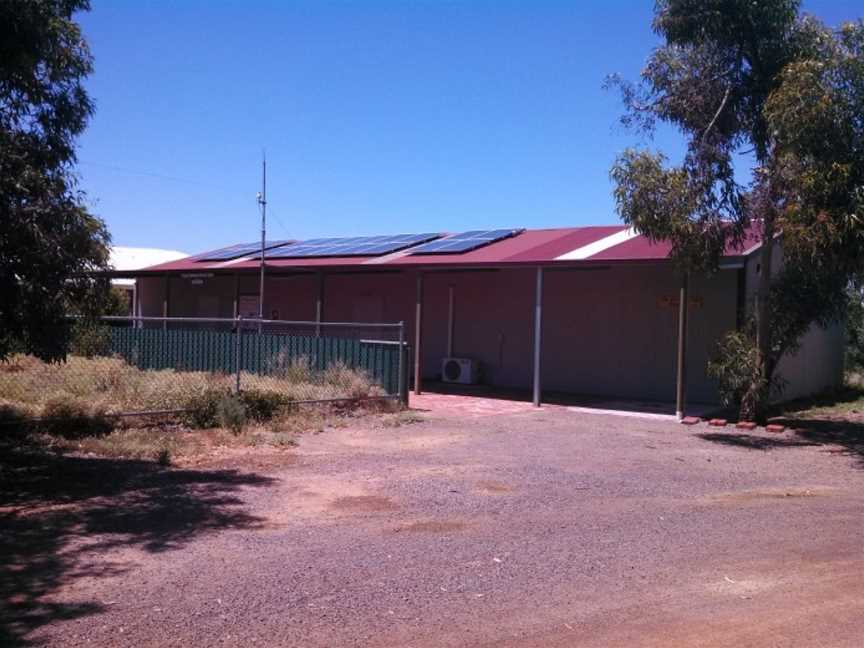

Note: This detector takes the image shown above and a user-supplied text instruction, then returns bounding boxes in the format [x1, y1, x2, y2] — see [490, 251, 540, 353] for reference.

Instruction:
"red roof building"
[113, 225, 843, 412]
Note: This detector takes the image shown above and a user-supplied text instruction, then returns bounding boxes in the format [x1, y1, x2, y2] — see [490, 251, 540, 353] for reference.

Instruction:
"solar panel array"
[407, 228, 524, 255]
[197, 240, 293, 262]
[195, 228, 525, 262]
[262, 233, 441, 259]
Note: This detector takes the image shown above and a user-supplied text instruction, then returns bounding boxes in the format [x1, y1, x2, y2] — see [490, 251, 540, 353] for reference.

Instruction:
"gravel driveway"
[4, 404, 864, 647]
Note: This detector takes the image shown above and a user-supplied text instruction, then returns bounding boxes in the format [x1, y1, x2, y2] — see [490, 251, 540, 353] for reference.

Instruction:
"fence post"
[234, 315, 242, 394]
[162, 315, 168, 367]
[397, 321, 407, 407]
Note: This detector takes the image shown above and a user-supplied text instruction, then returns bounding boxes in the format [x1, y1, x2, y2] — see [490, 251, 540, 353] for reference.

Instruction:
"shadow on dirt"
[697, 432, 820, 450]
[698, 418, 864, 467]
[0, 430, 274, 646]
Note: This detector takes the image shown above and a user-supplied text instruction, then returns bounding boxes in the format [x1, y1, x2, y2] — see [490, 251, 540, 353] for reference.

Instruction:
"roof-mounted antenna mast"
[257, 151, 267, 323]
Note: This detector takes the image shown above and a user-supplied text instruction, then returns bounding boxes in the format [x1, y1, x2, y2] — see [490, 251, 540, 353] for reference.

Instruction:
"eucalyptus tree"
[609, 0, 863, 420]
[0, 0, 111, 361]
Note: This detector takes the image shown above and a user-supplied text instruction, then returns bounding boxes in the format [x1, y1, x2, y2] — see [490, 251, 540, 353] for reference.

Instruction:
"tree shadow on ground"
[0, 430, 275, 646]
[773, 384, 864, 416]
[697, 417, 864, 467]
[697, 432, 820, 451]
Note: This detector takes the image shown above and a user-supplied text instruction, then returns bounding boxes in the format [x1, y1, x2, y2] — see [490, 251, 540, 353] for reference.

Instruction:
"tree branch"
[701, 84, 731, 145]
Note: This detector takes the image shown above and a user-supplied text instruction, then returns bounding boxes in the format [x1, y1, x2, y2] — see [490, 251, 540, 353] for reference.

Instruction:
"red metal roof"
[590, 225, 762, 262]
[130, 225, 762, 276]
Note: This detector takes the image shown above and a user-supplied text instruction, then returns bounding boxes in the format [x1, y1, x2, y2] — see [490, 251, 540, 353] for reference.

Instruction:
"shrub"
[239, 389, 291, 421]
[182, 388, 228, 429]
[707, 329, 786, 416]
[0, 402, 26, 423]
[217, 394, 247, 435]
[156, 446, 172, 467]
[0, 402, 30, 436]
[39, 397, 113, 438]
[69, 320, 113, 357]
[322, 362, 380, 400]
[846, 285, 864, 372]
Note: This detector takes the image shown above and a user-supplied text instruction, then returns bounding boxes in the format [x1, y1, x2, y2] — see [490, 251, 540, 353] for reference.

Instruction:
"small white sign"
[238, 294, 260, 318]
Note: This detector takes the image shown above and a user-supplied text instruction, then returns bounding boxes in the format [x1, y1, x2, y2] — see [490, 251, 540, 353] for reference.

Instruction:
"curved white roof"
[110, 246, 188, 286]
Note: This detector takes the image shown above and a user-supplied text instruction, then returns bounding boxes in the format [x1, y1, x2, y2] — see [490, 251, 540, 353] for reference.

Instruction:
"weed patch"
[0, 354, 385, 421]
[381, 411, 425, 428]
[217, 394, 247, 435]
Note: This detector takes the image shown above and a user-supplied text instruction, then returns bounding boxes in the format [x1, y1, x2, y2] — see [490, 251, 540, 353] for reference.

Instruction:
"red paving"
[409, 389, 716, 421]
[408, 392, 557, 418]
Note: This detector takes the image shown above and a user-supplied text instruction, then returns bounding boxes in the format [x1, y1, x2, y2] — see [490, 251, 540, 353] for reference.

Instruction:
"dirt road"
[4, 403, 864, 647]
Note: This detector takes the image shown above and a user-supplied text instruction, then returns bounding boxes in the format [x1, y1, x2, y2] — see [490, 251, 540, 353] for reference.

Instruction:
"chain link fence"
[0, 316, 408, 421]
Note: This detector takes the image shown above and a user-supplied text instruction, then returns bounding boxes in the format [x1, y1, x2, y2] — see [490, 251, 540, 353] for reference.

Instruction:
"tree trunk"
[744, 213, 776, 423]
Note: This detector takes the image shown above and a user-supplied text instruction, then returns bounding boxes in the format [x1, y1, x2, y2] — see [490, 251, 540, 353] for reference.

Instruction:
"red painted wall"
[138, 265, 742, 404]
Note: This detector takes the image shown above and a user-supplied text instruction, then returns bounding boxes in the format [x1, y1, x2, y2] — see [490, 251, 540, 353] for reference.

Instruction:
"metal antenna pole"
[258, 152, 267, 324]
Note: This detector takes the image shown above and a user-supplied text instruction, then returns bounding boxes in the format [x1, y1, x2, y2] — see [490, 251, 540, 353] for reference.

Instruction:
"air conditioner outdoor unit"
[441, 357, 479, 384]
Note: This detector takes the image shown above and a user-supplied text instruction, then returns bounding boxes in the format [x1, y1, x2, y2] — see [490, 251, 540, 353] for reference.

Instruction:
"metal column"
[234, 315, 243, 394]
[398, 321, 407, 407]
[532, 267, 544, 407]
[162, 274, 169, 331]
[233, 274, 240, 318]
[676, 274, 689, 420]
[316, 272, 324, 337]
[414, 272, 424, 396]
[447, 285, 455, 357]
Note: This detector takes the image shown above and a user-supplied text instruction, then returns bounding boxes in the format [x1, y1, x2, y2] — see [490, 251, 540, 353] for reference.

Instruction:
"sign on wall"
[238, 294, 260, 318]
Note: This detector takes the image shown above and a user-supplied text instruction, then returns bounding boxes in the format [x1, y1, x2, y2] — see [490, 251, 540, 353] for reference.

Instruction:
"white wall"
[743, 240, 845, 401]
[776, 322, 845, 401]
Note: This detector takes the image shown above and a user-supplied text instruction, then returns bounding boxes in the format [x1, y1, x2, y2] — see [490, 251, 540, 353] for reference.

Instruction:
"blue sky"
[77, 1, 860, 253]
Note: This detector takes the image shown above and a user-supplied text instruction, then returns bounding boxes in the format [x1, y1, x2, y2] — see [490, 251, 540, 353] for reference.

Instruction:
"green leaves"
[1, 0, 110, 362]
[611, 0, 862, 418]
[610, 148, 734, 274]
[765, 19, 864, 278]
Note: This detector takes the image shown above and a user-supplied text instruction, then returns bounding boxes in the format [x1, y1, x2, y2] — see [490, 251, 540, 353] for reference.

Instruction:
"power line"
[79, 160, 203, 185]
[82, 157, 295, 237]
[268, 210, 292, 236]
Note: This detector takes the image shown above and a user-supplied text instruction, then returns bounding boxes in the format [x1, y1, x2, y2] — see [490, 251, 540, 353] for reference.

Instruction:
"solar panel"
[262, 233, 441, 259]
[407, 229, 524, 255]
[197, 240, 293, 262]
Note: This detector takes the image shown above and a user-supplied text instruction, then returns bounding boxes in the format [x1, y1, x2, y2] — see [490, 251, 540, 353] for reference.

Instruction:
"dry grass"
[38, 425, 300, 465]
[36, 401, 399, 465]
[774, 373, 864, 420]
[0, 354, 387, 419]
[380, 410, 426, 428]
[0, 354, 399, 465]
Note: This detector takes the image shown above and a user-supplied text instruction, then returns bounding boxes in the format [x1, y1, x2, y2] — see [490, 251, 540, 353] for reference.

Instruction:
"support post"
[258, 154, 267, 323]
[676, 273, 689, 420]
[162, 274, 169, 331]
[233, 274, 240, 319]
[532, 267, 544, 407]
[414, 272, 423, 396]
[398, 321, 407, 407]
[234, 315, 243, 394]
[316, 272, 324, 337]
[131, 281, 139, 328]
[447, 285, 455, 357]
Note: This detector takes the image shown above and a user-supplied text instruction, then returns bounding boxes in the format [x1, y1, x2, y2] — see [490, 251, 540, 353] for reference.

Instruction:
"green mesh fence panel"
[109, 327, 400, 395]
